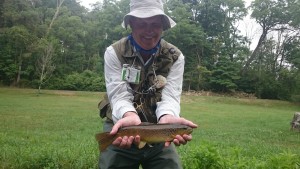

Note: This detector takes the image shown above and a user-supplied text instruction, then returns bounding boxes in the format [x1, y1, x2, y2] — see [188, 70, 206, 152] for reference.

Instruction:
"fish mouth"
[184, 127, 193, 134]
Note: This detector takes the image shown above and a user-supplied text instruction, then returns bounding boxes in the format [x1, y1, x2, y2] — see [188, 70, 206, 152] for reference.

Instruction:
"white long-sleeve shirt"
[104, 45, 184, 123]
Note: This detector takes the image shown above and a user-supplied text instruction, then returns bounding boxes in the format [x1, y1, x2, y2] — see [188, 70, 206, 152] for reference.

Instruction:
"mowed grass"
[180, 95, 300, 156]
[0, 88, 300, 168]
[0, 88, 103, 168]
[179, 95, 300, 168]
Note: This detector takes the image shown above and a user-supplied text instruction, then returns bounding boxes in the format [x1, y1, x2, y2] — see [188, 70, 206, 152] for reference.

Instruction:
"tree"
[0, 0, 4, 28]
[165, 0, 209, 90]
[241, 0, 300, 99]
[243, 0, 294, 73]
[4, 26, 34, 86]
[166, 0, 247, 91]
[0, 0, 299, 98]
[35, 0, 66, 92]
[46, 0, 65, 36]
[209, 57, 240, 92]
[36, 39, 56, 93]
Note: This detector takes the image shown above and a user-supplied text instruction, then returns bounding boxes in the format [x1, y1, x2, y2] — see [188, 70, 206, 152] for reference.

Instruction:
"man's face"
[130, 16, 163, 50]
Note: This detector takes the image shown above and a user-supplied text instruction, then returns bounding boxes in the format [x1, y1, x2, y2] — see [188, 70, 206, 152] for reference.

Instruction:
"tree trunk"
[46, 0, 65, 36]
[38, 83, 41, 94]
[16, 64, 21, 85]
[15, 50, 23, 86]
[242, 29, 268, 74]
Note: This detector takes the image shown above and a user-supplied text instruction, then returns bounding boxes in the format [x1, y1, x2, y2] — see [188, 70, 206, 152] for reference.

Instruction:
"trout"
[95, 123, 193, 151]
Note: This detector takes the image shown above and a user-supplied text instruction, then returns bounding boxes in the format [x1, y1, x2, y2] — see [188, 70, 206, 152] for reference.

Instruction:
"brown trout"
[95, 123, 193, 151]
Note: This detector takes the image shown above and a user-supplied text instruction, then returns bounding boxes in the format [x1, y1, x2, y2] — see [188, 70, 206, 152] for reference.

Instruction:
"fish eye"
[184, 126, 190, 130]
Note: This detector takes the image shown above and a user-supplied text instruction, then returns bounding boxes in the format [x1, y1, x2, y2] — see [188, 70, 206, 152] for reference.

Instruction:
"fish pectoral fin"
[138, 141, 147, 149]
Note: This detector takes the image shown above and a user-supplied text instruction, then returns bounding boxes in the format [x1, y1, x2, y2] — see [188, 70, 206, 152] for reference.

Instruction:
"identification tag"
[121, 64, 140, 84]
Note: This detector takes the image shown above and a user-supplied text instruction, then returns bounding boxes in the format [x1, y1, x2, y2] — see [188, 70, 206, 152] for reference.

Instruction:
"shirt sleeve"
[104, 46, 136, 123]
[155, 53, 184, 120]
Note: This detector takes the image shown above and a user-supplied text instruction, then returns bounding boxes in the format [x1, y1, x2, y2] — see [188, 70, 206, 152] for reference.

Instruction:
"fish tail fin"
[95, 132, 114, 152]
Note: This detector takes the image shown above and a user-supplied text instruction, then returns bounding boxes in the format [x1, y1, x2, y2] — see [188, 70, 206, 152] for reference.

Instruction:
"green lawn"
[0, 88, 299, 168]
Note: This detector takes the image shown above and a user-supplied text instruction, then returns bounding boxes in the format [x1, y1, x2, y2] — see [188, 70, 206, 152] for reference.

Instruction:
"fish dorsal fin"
[138, 141, 147, 149]
[139, 122, 155, 126]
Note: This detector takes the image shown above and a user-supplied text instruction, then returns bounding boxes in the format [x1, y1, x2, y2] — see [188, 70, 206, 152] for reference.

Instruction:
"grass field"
[0, 88, 299, 168]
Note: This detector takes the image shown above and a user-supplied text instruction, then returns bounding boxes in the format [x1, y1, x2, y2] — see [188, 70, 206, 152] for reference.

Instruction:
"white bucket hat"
[122, 0, 176, 30]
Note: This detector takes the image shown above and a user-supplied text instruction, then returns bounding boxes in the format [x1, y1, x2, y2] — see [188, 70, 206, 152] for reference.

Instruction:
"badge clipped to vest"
[121, 64, 141, 84]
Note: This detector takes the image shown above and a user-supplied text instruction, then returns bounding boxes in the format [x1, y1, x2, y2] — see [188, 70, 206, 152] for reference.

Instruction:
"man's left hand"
[158, 114, 198, 147]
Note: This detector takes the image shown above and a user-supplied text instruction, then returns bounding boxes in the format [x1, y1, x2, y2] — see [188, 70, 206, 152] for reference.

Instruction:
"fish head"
[176, 125, 193, 135]
[185, 126, 193, 134]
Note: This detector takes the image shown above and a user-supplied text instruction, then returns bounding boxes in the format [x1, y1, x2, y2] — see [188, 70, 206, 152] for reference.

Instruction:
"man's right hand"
[110, 111, 141, 149]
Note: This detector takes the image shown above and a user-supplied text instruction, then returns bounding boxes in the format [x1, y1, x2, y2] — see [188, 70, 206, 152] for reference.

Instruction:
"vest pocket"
[98, 94, 113, 121]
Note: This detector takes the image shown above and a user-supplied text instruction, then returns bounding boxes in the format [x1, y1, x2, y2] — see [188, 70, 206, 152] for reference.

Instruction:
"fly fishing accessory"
[153, 75, 167, 89]
[126, 65, 167, 95]
[133, 98, 149, 122]
[141, 66, 167, 94]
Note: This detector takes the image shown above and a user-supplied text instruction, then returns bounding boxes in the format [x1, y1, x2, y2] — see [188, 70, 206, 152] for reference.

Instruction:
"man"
[99, 0, 198, 168]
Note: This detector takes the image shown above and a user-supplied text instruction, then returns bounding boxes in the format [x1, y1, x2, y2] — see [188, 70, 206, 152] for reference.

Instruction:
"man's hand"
[158, 114, 198, 147]
[110, 111, 141, 149]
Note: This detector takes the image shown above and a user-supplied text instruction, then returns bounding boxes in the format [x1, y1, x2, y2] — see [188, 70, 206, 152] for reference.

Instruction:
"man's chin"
[140, 43, 156, 50]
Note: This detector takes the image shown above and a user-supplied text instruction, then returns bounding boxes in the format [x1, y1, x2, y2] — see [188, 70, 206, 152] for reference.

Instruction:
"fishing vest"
[98, 37, 181, 123]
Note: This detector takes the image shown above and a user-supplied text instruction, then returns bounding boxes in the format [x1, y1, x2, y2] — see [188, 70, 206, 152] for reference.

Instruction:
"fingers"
[110, 119, 139, 149]
[183, 134, 193, 141]
[165, 141, 171, 147]
[109, 112, 142, 149]
[112, 137, 122, 146]
[110, 121, 122, 135]
[159, 115, 198, 128]
[174, 135, 187, 146]
[114, 134, 193, 149]
[134, 135, 140, 145]
[168, 134, 193, 147]
[110, 112, 141, 135]
[112, 136, 135, 149]
[159, 115, 196, 147]
[111, 134, 141, 149]
[178, 117, 198, 128]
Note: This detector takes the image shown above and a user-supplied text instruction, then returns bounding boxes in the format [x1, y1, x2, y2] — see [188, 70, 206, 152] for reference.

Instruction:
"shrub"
[46, 70, 106, 91]
[179, 143, 300, 169]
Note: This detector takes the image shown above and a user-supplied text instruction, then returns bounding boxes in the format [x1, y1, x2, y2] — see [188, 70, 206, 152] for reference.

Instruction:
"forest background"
[0, 0, 300, 101]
